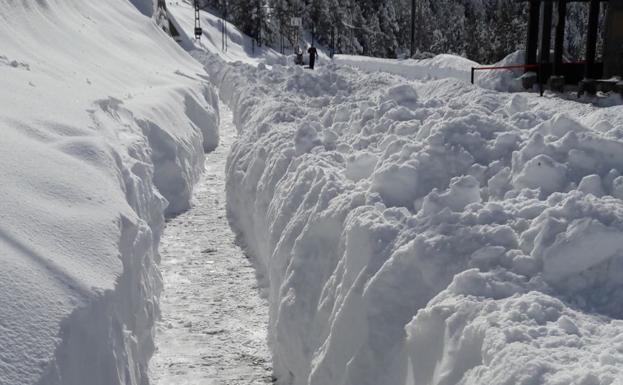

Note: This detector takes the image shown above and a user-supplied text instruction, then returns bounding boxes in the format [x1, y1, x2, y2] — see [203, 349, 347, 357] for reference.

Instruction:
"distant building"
[523, 0, 623, 94]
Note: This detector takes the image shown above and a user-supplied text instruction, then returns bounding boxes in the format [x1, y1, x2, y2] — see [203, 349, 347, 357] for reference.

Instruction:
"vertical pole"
[418, 0, 423, 49]
[604, 0, 623, 78]
[585, 0, 600, 79]
[526, 0, 541, 67]
[539, 1, 553, 65]
[554, 0, 566, 76]
[410, 0, 416, 56]
[256, 0, 262, 47]
[194, 0, 201, 41]
[312, 0, 315, 46]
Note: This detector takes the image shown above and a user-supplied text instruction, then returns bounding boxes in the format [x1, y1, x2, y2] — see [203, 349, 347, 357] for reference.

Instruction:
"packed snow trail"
[149, 102, 273, 385]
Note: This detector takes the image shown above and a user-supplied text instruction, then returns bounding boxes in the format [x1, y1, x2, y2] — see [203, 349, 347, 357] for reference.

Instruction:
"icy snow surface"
[0, 1, 218, 384]
[189, 34, 623, 384]
[149, 103, 272, 385]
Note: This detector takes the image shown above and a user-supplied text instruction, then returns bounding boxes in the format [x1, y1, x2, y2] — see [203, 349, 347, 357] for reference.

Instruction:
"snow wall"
[194, 48, 623, 385]
[0, 1, 218, 385]
[333, 52, 526, 93]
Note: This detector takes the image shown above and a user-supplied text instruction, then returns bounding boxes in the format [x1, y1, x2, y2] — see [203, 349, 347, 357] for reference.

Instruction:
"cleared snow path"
[150, 102, 273, 385]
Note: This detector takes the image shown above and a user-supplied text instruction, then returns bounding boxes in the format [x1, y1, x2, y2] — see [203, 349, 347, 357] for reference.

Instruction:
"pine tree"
[220, 0, 595, 63]
[377, 0, 400, 57]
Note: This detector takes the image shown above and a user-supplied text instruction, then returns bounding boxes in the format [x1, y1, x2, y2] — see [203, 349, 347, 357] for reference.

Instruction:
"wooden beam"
[526, 0, 541, 66]
[553, 0, 567, 75]
[585, 0, 600, 78]
[540, 1, 554, 64]
[603, 0, 623, 77]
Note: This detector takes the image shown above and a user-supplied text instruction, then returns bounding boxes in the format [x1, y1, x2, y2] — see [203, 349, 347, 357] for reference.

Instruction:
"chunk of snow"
[513, 154, 568, 195]
[345, 152, 379, 182]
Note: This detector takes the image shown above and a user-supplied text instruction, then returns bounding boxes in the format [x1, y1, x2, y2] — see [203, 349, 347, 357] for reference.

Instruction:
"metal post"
[410, 0, 416, 56]
[331, 27, 335, 58]
[256, 0, 262, 47]
[224, 1, 228, 52]
[220, 0, 226, 51]
[538, 62, 545, 96]
[526, 0, 541, 67]
[553, 0, 566, 76]
[194, 0, 202, 40]
[585, 0, 600, 79]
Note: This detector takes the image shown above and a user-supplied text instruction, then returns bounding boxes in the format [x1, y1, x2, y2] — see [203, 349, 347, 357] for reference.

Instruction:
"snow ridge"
[195, 48, 623, 385]
[36, 91, 219, 385]
[0, 1, 218, 384]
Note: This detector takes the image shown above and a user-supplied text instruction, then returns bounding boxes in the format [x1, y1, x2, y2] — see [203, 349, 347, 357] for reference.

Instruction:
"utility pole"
[222, 0, 228, 51]
[257, 0, 262, 47]
[194, 0, 202, 40]
[410, 0, 416, 56]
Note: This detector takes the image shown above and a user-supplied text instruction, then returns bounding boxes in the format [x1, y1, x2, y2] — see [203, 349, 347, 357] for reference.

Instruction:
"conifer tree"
[205, 0, 595, 63]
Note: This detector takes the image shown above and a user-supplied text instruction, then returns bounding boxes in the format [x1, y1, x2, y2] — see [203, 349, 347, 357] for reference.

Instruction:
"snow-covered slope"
[166, 0, 329, 68]
[0, 1, 218, 385]
[334, 51, 527, 92]
[334, 53, 477, 83]
[192, 41, 623, 385]
[167, 0, 283, 66]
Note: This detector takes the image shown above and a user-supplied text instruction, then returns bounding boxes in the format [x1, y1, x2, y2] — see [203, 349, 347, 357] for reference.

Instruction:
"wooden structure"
[522, 0, 623, 94]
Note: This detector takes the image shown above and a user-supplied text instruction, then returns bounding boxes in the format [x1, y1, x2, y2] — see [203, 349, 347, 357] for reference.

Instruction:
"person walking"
[295, 46, 304, 65]
[307, 45, 318, 70]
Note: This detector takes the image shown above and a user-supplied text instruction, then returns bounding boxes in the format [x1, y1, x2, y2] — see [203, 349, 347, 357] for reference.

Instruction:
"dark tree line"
[196, 0, 603, 64]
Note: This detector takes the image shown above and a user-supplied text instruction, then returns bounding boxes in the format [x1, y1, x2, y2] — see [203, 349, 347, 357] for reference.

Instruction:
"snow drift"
[334, 51, 526, 92]
[192, 42, 623, 385]
[0, 1, 218, 385]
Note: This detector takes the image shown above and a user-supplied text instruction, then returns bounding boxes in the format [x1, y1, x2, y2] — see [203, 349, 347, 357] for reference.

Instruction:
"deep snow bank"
[0, 1, 218, 384]
[334, 52, 526, 92]
[334, 53, 476, 83]
[195, 46, 623, 385]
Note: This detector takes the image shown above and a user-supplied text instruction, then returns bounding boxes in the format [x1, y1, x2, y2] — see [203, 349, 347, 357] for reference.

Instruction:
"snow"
[334, 53, 477, 84]
[4, 0, 623, 384]
[0, 1, 218, 384]
[334, 51, 526, 93]
[150, 103, 272, 385]
[167, 0, 283, 67]
[186, 27, 623, 384]
[406, 270, 623, 385]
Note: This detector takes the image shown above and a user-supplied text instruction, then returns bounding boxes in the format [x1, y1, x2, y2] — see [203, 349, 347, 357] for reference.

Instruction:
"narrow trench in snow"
[149, 101, 273, 385]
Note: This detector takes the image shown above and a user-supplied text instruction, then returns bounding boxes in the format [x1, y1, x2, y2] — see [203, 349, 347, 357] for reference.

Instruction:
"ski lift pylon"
[194, 0, 202, 40]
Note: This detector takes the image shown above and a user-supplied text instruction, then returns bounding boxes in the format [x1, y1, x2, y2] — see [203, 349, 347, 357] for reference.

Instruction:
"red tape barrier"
[470, 62, 588, 84]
